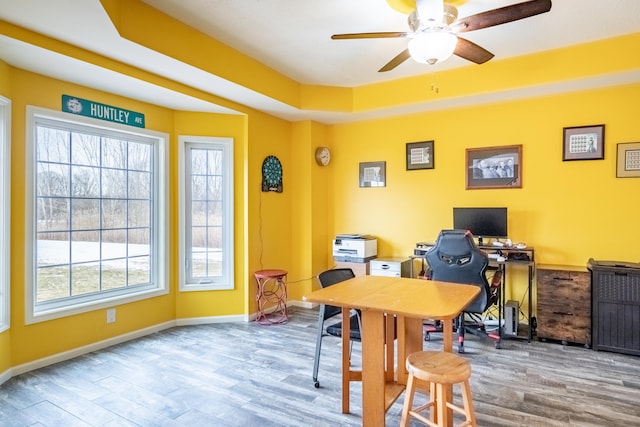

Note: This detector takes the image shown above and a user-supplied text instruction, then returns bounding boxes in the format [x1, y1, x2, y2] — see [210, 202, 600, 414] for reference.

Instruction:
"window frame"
[0, 96, 10, 333]
[25, 106, 169, 324]
[178, 135, 234, 291]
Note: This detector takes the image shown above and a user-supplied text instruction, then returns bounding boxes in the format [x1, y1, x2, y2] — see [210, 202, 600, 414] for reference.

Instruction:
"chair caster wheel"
[457, 346, 465, 354]
[495, 341, 502, 349]
[314, 381, 320, 389]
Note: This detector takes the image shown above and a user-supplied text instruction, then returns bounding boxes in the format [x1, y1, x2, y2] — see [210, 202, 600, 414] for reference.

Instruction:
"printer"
[332, 234, 377, 262]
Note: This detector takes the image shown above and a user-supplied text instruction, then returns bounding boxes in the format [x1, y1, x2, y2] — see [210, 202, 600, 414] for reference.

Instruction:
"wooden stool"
[400, 351, 477, 427]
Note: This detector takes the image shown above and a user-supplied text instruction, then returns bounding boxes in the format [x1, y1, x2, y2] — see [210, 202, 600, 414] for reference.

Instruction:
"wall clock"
[315, 146, 331, 166]
[262, 155, 283, 193]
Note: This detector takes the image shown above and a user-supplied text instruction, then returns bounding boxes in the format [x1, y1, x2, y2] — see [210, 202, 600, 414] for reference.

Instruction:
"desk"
[497, 257, 535, 342]
[304, 276, 480, 427]
[411, 244, 536, 342]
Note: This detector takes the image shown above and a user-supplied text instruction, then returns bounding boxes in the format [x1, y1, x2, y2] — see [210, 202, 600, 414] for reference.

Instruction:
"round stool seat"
[406, 351, 471, 385]
[255, 269, 287, 279]
[401, 351, 476, 427]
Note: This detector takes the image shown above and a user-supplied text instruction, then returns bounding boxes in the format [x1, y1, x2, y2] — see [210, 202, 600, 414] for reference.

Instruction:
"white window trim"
[25, 106, 169, 324]
[0, 96, 10, 333]
[178, 135, 234, 291]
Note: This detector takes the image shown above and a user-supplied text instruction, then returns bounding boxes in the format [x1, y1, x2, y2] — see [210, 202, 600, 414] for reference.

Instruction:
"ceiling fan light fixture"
[408, 31, 457, 65]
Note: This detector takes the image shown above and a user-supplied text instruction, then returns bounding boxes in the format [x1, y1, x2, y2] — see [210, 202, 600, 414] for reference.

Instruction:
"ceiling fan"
[331, 0, 552, 71]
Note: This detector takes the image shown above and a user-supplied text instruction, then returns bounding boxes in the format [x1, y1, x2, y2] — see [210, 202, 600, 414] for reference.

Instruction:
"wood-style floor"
[1, 306, 640, 426]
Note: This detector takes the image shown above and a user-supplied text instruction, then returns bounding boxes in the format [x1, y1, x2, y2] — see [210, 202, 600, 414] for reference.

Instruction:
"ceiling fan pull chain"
[429, 68, 440, 94]
[416, 0, 444, 27]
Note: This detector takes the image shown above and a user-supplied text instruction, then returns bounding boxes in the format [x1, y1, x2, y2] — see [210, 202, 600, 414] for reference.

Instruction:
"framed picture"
[616, 142, 640, 178]
[563, 124, 605, 161]
[466, 145, 522, 190]
[406, 140, 434, 170]
[359, 161, 386, 187]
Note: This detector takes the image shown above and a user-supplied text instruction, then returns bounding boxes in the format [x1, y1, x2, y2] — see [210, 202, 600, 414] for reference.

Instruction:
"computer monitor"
[453, 207, 508, 245]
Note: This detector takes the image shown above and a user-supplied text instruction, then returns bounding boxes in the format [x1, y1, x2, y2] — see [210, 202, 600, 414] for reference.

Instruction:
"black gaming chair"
[312, 268, 361, 388]
[426, 229, 501, 353]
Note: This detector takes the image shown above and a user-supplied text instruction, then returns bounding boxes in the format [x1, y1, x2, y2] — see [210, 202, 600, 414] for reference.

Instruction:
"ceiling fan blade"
[456, 0, 551, 33]
[378, 49, 411, 72]
[453, 37, 494, 64]
[332, 32, 410, 40]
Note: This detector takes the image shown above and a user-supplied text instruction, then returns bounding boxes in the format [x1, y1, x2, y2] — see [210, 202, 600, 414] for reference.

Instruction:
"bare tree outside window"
[189, 148, 223, 278]
[35, 125, 153, 303]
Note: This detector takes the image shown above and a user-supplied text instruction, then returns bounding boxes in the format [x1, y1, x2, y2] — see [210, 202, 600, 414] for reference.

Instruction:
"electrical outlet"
[106, 308, 116, 323]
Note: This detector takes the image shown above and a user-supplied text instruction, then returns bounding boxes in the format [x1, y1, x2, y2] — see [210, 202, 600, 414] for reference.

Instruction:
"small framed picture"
[406, 140, 434, 170]
[562, 124, 605, 161]
[466, 145, 522, 190]
[616, 142, 640, 178]
[359, 161, 386, 187]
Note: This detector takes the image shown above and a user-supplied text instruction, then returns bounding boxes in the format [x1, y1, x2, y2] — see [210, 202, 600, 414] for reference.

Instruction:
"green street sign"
[62, 95, 145, 128]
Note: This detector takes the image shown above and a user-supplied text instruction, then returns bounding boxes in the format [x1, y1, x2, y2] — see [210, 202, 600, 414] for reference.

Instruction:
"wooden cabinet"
[536, 265, 591, 347]
[335, 261, 369, 276]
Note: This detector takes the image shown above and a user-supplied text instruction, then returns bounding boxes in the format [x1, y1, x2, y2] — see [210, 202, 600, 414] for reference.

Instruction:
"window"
[26, 107, 168, 323]
[0, 96, 10, 332]
[179, 136, 234, 291]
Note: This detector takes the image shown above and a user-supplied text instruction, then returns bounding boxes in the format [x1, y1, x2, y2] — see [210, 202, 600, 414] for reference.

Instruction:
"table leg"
[528, 264, 534, 342]
[341, 307, 351, 414]
[361, 310, 386, 427]
[441, 318, 453, 427]
[442, 318, 453, 353]
[385, 315, 395, 383]
[396, 316, 423, 385]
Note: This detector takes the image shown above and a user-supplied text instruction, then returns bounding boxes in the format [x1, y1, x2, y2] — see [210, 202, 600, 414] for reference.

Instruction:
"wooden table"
[304, 275, 480, 427]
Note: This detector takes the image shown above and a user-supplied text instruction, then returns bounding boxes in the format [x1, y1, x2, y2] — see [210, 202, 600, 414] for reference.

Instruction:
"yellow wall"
[1, 3, 639, 379]
[173, 112, 248, 318]
[328, 83, 640, 308]
[289, 120, 332, 301]
[3, 67, 280, 366]
[8, 70, 177, 365]
[0, 60, 10, 374]
[244, 110, 294, 313]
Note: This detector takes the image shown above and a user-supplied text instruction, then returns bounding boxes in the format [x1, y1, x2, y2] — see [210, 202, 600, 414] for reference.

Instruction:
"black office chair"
[312, 268, 361, 388]
[426, 229, 501, 353]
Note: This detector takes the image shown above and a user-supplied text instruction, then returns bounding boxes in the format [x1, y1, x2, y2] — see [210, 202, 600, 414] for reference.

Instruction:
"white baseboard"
[176, 314, 245, 326]
[288, 299, 317, 309]
[0, 367, 11, 385]
[1, 306, 316, 387]
[10, 320, 176, 377]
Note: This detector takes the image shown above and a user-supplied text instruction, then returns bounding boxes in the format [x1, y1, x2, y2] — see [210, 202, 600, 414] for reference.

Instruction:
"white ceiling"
[141, 0, 640, 87]
[0, 0, 639, 123]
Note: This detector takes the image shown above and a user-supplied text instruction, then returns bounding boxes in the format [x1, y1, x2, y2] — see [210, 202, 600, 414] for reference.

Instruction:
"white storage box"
[370, 257, 411, 278]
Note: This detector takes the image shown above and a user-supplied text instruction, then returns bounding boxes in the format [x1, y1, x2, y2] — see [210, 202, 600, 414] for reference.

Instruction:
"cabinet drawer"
[536, 267, 591, 346]
[537, 312, 590, 343]
[538, 300, 590, 317]
[538, 270, 589, 290]
[538, 271, 590, 304]
[370, 258, 410, 278]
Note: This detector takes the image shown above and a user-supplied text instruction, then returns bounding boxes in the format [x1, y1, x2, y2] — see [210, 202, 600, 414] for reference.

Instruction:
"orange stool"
[254, 269, 288, 325]
[401, 351, 477, 427]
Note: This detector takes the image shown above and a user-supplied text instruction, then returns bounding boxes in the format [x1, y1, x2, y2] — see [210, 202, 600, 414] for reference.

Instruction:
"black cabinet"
[588, 259, 640, 356]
